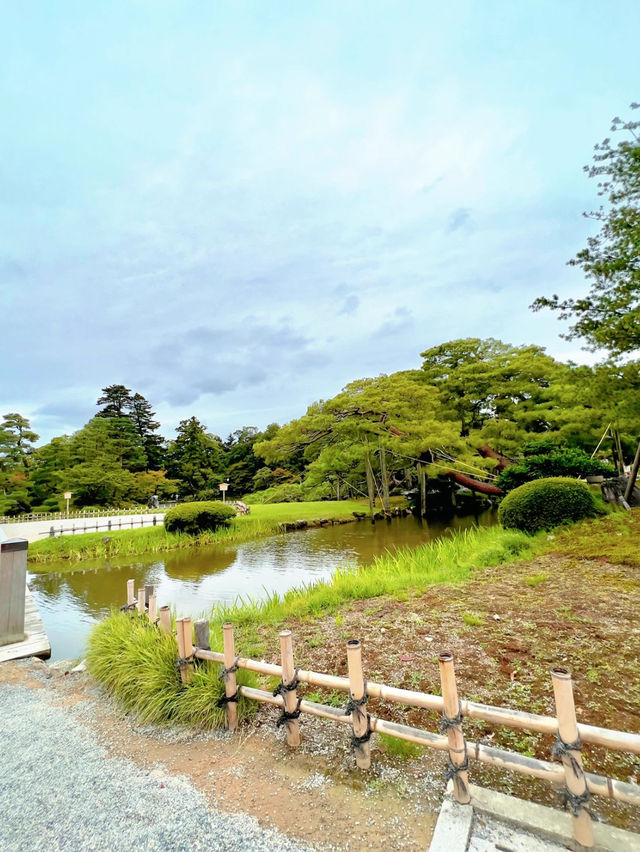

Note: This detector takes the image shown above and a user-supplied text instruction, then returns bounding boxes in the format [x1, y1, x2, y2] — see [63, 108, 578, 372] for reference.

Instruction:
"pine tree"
[96, 384, 133, 418]
[130, 393, 165, 470]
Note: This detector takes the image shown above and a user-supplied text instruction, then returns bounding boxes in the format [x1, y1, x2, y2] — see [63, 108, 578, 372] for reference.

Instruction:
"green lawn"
[28, 499, 394, 566]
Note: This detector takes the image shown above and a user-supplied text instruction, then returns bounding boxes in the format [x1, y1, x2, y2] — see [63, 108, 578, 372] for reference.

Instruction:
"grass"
[462, 612, 486, 626]
[86, 523, 534, 727]
[544, 509, 640, 566]
[202, 524, 535, 653]
[524, 572, 548, 587]
[28, 499, 382, 566]
[377, 732, 425, 760]
[86, 610, 258, 728]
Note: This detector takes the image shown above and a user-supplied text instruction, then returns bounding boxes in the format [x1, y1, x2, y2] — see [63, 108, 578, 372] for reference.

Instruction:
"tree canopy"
[532, 105, 640, 356]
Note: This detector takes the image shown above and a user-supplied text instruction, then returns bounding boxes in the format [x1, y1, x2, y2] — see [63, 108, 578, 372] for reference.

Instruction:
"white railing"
[40, 515, 164, 537]
[0, 504, 177, 525]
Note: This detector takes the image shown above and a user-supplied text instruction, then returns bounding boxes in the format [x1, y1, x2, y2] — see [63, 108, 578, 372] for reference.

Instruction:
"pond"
[29, 511, 497, 661]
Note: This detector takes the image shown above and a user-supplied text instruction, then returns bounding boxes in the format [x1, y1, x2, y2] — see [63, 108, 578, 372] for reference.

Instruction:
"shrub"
[497, 447, 614, 492]
[498, 477, 599, 534]
[164, 500, 236, 534]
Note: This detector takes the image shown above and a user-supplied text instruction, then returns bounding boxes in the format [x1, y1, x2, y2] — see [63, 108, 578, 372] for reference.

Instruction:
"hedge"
[498, 477, 599, 534]
[164, 501, 236, 535]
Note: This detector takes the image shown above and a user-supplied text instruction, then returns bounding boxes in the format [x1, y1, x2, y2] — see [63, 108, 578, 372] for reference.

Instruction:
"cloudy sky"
[2, 1, 638, 444]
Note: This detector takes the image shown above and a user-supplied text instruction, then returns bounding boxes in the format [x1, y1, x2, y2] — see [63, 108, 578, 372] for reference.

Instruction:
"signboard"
[218, 483, 229, 492]
[63, 491, 72, 500]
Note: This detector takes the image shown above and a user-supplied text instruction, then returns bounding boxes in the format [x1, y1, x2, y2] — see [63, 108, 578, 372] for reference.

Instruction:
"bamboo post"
[346, 639, 370, 769]
[279, 630, 301, 747]
[158, 605, 171, 634]
[222, 622, 239, 732]
[144, 584, 154, 607]
[137, 586, 146, 615]
[438, 652, 471, 804]
[148, 594, 157, 623]
[181, 617, 194, 684]
[175, 618, 193, 685]
[126, 579, 135, 607]
[551, 668, 594, 848]
[194, 619, 211, 651]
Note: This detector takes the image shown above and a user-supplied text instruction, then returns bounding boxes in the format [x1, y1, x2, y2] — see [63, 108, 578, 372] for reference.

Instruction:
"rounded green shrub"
[498, 476, 598, 534]
[164, 500, 236, 535]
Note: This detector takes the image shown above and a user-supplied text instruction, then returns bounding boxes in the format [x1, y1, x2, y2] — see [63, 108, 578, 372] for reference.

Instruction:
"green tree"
[130, 392, 165, 470]
[96, 384, 133, 418]
[166, 417, 225, 497]
[420, 338, 562, 450]
[532, 104, 640, 356]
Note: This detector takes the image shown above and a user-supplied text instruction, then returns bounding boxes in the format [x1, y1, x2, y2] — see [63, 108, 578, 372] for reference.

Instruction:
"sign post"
[63, 491, 72, 517]
[219, 482, 229, 503]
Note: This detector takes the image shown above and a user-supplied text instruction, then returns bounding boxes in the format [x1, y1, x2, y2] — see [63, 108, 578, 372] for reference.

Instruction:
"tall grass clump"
[87, 611, 257, 728]
[205, 525, 534, 637]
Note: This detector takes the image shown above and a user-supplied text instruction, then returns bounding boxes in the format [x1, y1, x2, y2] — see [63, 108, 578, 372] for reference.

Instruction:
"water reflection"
[29, 511, 496, 660]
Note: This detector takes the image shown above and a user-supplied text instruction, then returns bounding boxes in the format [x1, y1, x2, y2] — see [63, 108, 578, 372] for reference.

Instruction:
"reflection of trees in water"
[162, 548, 235, 582]
[28, 512, 499, 621]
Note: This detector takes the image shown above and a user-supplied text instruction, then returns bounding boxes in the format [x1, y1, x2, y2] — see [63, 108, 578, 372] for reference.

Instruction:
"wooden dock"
[0, 586, 51, 663]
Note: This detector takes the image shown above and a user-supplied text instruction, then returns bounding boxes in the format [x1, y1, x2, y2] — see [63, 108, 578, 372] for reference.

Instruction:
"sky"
[2, 1, 639, 444]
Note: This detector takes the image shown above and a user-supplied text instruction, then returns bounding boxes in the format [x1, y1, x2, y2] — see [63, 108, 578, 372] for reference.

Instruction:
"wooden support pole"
[623, 438, 640, 504]
[364, 452, 376, 522]
[144, 584, 154, 607]
[222, 622, 239, 732]
[158, 606, 171, 634]
[126, 579, 135, 607]
[148, 595, 157, 623]
[279, 630, 301, 747]
[346, 639, 370, 769]
[194, 619, 211, 651]
[551, 668, 594, 849]
[137, 586, 146, 615]
[438, 652, 471, 804]
[379, 444, 390, 516]
[181, 617, 194, 684]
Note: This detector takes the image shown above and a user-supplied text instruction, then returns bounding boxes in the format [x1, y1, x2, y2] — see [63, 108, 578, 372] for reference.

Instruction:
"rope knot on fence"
[276, 697, 302, 727]
[272, 668, 300, 697]
[216, 689, 239, 707]
[218, 657, 240, 682]
[350, 714, 372, 747]
[439, 700, 463, 733]
[552, 732, 583, 777]
[344, 681, 368, 716]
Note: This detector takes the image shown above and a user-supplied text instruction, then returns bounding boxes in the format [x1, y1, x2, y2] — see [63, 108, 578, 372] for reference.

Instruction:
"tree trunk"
[364, 451, 376, 522]
[417, 463, 427, 517]
[624, 439, 640, 504]
[379, 444, 390, 516]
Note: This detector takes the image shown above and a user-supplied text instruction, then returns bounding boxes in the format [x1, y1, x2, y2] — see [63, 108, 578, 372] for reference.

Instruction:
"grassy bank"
[28, 500, 384, 566]
[87, 523, 535, 727]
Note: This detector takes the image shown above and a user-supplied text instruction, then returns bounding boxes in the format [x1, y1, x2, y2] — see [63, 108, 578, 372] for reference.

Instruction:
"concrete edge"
[428, 789, 473, 852]
[469, 784, 640, 852]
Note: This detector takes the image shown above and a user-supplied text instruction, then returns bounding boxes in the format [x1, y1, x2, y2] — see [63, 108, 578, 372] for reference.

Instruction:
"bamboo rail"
[192, 649, 640, 756]
[118, 580, 640, 848]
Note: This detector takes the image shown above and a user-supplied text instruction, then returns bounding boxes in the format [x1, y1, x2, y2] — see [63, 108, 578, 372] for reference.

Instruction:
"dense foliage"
[498, 477, 599, 533]
[497, 443, 615, 491]
[163, 501, 236, 535]
[87, 612, 257, 728]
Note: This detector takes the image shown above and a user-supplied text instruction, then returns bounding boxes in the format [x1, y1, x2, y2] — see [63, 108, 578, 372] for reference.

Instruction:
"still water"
[29, 512, 496, 661]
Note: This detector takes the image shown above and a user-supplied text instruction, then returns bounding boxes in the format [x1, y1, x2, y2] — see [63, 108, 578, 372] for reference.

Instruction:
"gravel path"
[0, 682, 316, 852]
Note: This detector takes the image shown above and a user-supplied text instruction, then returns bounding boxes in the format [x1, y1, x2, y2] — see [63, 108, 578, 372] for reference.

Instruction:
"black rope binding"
[216, 690, 239, 708]
[439, 700, 463, 734]
[551, 733, 583, 778]
[561, 787, 594, 819]
[344, 682, 368, 716]
[218, 657, 240, 682]
[175, 653, 196, 672]
[272, 668, 300, 697]
[351, 714, 372, 748]
[119, 602, 137, 612]
[444, 748, 470, 798]
[276, 697, 302, 727]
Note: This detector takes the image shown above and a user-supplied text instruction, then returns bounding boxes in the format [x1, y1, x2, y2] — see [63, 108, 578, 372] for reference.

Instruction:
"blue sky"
[2, 1, 639, 443]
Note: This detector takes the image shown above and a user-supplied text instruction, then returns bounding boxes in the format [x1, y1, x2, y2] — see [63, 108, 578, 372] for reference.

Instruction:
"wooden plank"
[0, 586, 50, 663]
[0, 539, 27, 644]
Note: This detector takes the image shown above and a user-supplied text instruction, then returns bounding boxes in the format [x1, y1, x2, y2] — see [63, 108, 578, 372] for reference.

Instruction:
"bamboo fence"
[123, 580, 640, 849]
